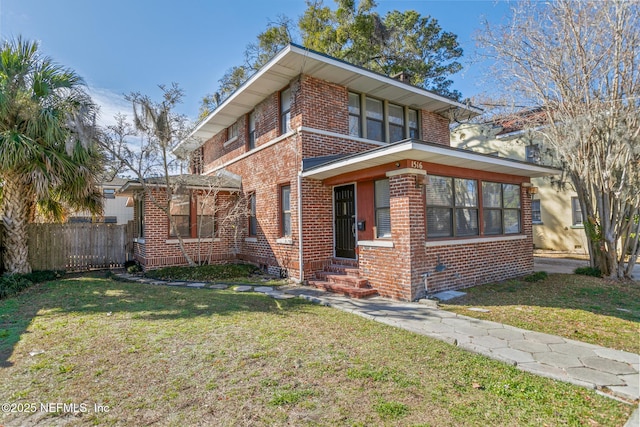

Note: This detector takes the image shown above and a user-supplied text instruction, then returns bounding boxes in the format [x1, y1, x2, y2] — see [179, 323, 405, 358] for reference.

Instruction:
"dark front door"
[334, 184, 356, 259]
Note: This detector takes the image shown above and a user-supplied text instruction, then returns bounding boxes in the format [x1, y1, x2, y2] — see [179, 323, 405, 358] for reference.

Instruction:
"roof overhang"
[175, 44, 482, 156]
[118, 171, 242, 196]
[301, 140, 560, 180]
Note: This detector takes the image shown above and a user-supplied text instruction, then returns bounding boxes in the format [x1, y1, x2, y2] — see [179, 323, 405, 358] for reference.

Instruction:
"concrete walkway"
[284, 288, 639, 404]
[534, 255, 640, 279]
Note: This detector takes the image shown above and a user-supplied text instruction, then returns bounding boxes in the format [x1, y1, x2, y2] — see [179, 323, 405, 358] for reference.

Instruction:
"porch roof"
[175, 44, 482, 157]
[118, 171, 242, 196]
[301, 139, 560, 180]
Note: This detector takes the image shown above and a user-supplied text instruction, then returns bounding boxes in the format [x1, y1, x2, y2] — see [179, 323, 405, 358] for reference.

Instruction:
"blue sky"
[1, 0, 510, 125]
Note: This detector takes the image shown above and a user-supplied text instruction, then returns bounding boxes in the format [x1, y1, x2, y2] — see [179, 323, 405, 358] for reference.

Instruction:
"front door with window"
[334, 184, 356, 259]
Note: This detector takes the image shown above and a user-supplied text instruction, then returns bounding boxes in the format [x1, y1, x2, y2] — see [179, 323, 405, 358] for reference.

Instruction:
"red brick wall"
[133, 189, 238, 269]
[299, 76, 349, 134]
[421, 111, 450, 146]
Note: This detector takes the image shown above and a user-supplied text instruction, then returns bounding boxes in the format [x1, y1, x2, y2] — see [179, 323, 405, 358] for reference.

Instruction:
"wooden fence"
[17, 222, 135, 271]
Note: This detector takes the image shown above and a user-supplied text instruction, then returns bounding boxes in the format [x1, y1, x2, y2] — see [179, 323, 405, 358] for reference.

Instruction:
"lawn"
[0, 276, 633, 426]
[440, 274, 640, 354]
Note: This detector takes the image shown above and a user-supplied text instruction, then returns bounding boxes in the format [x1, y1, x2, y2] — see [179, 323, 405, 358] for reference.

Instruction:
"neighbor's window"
[482, 182, 521, 234]
[374, 179, 391, 238]
[388, 103, 405, 143]
[365, 97, 384, 142]
[426, 176, 478, 238]
[571, 197, 583, 226]
[169, 193, 191, 237]
[248, 111, 256, 150]
[103, 188, 115, 199]
[531, 199, 542, 223]
[197, 195, 216, 237]
[348, 92, 362, 137]
[248, 192, 257, 236]
[280, 185, 291, 237]
[525, 144, 540, 163]
[280, 87, 291, 134]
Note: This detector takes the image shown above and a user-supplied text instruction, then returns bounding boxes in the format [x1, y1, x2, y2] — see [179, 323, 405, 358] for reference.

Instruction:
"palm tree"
[0, 37, 103, 274]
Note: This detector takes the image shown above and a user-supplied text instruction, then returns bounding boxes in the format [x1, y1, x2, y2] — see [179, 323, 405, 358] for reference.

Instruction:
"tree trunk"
[1, 175, 32, 274]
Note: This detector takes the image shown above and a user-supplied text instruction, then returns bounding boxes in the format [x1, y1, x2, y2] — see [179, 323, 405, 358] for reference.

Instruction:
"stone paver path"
[284, 288, 639, 404]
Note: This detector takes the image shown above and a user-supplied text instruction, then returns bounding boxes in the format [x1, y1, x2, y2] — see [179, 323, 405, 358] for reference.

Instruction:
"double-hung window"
[103, 188, 115, 199]
[365, 97, 384, 142]
[248, 111, 256, 150]
[248, 192, 257, 236]
[280, 185, 291, 237]
[482, 182, 521, 234]
[531, 199, 542, 223]
[408, 109, 419, 139]
[571, 197, 583, 226]
[136, 197, 145, 238]
[388, 103, 405, 142]
[426, 176, 479, 237]
[197, 195, 216, 237]
[169, 194, 191, 237]
[348, 92, 361, 137]
[280, 88, 291, 134]
[228, 121, 239, 140]
[374, 179, 391, 238]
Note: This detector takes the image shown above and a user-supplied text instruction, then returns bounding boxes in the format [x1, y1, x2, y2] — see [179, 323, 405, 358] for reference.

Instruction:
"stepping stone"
[431, 290, 466, 301]
[150, 281, 166, 286]
[187, 283, 206, 288]
[269, 293, 296, 300]
[467, 307, 490, 313]
[209, 284, 228, 290]
[168, 282, 187, 286]
[580, 356, 637, 375]
[254, 286, 273, 293]
[234, 285, 253, 292]
[565, 367, 626, 386]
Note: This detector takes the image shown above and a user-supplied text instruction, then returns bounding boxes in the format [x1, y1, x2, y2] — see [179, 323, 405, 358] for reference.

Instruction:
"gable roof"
[175, 43, 482, 156]
[301, 139, 560, 180]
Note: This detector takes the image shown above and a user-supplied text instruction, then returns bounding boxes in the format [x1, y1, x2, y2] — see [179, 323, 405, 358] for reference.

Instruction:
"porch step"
[307, 280, 378, 298]
[315, 271, 369, 288]
[324, 264, 361, 277]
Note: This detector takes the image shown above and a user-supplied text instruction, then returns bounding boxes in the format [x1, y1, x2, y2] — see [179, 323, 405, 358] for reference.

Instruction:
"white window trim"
[245, 237, 258, 243]
[223, 135, 239, 148]
[133, 238, 145, 244]
[165, 238, 220, 244]
[276, 237, 293, 245]
[424, 235, 526, 247]
[358, 240, 394, 248]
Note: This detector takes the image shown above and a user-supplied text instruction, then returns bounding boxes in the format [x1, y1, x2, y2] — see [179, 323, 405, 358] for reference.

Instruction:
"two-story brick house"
[129, 44, 557, 301]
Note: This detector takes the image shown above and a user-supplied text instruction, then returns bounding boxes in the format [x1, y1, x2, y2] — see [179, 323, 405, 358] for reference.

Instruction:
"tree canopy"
[199, 0, 463, 119]
[478, 0, 639, 279]
[0, 37, 103, 274]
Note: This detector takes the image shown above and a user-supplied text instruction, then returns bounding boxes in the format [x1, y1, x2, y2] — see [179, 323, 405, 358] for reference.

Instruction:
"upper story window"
[525, 144, 540, 163]
[365, 97, 384, 142]
[388, 103, 405, 143]
[349, 91, 420, 143]
[408, 109, 419, 139]
[348, 92, 361, 137]
[280, 87, 292, 134]
[103, 188, 115, 199]
[228, 121, 239, 140]
[248, 111, 256, 150]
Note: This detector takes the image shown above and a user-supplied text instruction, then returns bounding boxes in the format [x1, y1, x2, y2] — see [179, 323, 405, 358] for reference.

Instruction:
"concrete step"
[307, 280, 378, 298]
[324, 264, 361, 277]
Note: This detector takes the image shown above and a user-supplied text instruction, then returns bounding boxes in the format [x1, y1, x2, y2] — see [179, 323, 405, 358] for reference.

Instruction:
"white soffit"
[177, 44, 481, 154]
[301, 140, 560, 180]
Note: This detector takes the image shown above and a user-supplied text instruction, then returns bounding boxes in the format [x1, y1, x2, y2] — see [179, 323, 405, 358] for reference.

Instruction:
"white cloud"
[88, 87, 131, 128]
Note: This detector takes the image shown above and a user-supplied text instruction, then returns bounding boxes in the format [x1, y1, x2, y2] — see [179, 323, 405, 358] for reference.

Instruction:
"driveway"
[534, 255, 640, 279]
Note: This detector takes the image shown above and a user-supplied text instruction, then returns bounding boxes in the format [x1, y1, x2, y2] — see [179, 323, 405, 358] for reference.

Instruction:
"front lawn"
[440, 274, 640, 353]
[0, 277, 633, 426]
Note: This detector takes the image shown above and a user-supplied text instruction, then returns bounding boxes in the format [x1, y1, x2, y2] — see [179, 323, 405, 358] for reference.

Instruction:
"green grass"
[144, 263, 259, 281]
[440, 274, 640, 353]
[0, 277, 634, 426]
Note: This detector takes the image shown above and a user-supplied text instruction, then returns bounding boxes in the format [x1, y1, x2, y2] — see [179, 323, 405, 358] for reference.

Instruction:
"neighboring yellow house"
[68, 177, 134, 225]
[451, 121, 588, 254]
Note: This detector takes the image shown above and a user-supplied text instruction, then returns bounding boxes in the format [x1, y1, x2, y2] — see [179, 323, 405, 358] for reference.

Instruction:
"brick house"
[128, 44, 558, 301]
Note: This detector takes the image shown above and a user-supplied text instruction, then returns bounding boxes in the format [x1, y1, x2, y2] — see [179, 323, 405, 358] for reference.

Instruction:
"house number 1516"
[410, 161, 424, 169]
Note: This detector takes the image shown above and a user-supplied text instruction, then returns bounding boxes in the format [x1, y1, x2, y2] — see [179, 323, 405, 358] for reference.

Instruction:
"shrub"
[523, 271, 548, 282]
[0, 270, 64, 300]
[127, 264, 142, 274]
[574, 266, 602, 277]
[145, 263, 258, 281]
